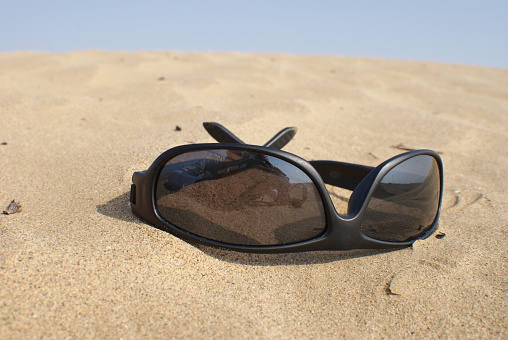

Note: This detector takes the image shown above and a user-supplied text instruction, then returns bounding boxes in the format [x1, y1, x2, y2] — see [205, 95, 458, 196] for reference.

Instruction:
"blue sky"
[1, 1, 507, 68]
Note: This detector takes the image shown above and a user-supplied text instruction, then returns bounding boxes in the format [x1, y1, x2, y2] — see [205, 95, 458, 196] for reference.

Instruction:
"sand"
[0, 51, 506, 339]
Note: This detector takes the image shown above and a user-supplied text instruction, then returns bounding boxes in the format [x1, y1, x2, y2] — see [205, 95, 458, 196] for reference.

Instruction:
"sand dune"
[1, 51, 507, 338]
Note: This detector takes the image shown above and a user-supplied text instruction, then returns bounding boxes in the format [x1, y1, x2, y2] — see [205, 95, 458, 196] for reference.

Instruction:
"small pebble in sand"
[435, 232, 446, 239]
[175, 126, 182, 131]
[1, 142, 7, 145]
[3, 200, 22, 215]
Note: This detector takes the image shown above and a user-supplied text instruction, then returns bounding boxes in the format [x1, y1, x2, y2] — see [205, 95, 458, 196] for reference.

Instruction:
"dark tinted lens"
[155, 149, 326, 246]
[361, 155, 441, 242]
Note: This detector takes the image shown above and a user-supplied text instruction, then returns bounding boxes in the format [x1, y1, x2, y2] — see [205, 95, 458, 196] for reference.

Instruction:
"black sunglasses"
[131, 122, 443, 253]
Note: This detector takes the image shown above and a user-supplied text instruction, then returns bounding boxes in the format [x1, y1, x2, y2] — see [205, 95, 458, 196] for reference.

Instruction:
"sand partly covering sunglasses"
[130, 122, 443, 253]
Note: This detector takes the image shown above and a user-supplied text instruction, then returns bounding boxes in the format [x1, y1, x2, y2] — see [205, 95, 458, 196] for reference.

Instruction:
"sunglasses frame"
[131, 142, 444, 253]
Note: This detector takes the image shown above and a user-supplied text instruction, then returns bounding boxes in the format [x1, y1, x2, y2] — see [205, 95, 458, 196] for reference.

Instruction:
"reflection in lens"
[155, 149, 326, 245]
[361, 155, 440, 242]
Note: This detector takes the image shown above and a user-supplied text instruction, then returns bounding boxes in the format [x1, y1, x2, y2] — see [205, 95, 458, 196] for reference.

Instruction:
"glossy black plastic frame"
[131, 125, 444, 253]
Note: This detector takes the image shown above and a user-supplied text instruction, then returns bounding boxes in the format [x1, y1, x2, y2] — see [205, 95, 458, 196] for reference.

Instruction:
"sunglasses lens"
[361, 155, 441, 242]
[155, 149, 326, 246]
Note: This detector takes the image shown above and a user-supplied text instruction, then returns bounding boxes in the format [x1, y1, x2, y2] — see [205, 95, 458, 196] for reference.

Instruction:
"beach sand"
[1, 51, 506, 338]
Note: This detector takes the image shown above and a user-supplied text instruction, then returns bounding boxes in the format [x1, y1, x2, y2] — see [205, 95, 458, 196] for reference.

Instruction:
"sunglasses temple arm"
[203, 122, 297, 149]
[309, 160, 374, 191]
[203, 122, 244, 144]
[263, 127, 297, 149]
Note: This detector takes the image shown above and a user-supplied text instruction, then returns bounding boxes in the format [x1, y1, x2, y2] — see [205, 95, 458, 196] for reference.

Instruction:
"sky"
[1, 1, 507, 68]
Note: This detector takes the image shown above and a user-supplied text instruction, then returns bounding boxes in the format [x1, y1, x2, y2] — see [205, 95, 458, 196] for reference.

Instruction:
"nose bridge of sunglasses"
[309, 161, 373, 191]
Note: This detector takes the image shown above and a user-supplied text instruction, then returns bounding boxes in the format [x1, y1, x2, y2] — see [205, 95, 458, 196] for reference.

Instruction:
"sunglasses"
[131, 122, 443, 253]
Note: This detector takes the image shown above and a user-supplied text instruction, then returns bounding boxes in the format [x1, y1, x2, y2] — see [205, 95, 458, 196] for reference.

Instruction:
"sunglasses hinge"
[130, 184, 137, 205]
